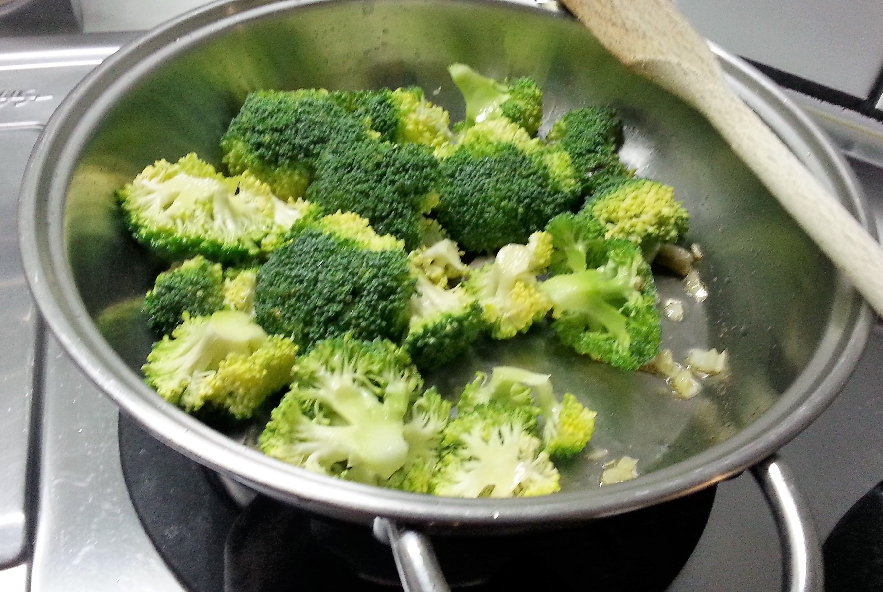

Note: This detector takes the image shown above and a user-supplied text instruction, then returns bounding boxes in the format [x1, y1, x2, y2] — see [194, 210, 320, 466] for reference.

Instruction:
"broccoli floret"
[259, 336, 425, 485]
[304, 139, 440, 250]
[387, 388, 452, 493]
[457, 366, 596, 459]
[143, 256, 224, 335]
[331, 87, 453, 149]
[448, 63, 543, 136]
[303, 210, 406, 251]
[117, 153, 320, 264]
[220, 89, 373, 199]
[545, 209, 608, 275]
[442, 117, 537, 155]
[401, 238, 483, 370]
[539, 220, 662, 370]
[434, 119, 580, 253]
[547, 106, 624, 154]
[221, 266, 259, 317]
[431, 404, 560, 498]
[143, 255, 259, 335]
[403, 274, 484, 371]
[463, 232, 554, 339]
[408, 238, 471, 288]
[142, 310, 297, 419]
[547, 107, 634, 198]
[587, 177, 690, 260]
[253, 217, 415, 350]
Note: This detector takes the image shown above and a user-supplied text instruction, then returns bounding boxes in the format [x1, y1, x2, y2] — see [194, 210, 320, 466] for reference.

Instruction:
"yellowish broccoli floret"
[589, 177, 689, 259]
[117, 153, 320, 263]
[464, 231, 554, 339]
[408, 238, 471, 287]
[387, 388, 452, 493]
[458, 366, 596, 460]
[259, 336, 426, 486]
[432, 405, 560, 498]
[448, 63, 543, 136]
[390, 87, 454, 149]
[222, 267, 258, 317]
[142, 310, 297, 419]
[309, 210, 406, 252]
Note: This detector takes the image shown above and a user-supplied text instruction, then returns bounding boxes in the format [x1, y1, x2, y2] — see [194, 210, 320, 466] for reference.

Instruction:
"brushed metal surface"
[0, 37, 121, 128]
[0, 128, 39, 569]
[0, 31, 132, 573]
[30, 337, 185, 592]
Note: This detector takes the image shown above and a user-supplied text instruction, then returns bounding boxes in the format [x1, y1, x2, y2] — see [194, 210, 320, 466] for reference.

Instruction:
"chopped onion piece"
[644, 348, 702, 399]
[662, 298, 685, 322]
[686, 348, 730, 376]
[684, 269, 708, 302]
[690, 243, 704, 260]
[644, 348, 676, 375]
[601, 456, 638, 485]
[671, 367, 702, 399]
[654, 243, 695, 277]
[585, 448, 609, 462]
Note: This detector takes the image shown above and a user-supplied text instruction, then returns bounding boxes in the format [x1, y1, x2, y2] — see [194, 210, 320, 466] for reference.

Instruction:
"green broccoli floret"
[142, 310, 297, 420]
[547, 106, 624, 154]
[403, 274, 484, 371]
[540, 217, 662, 370]
[259, 336, 425, 485]
[253, 215, 415, 350]
[431, 404, 560, 498]
[434, 119, 580, 253]
[331, 87, 453, 149]
[220, 89, 373, 199]
[545, 209, 608, 275]
[547, 107, 634, 198]
[304, 139, 440, 250]
[587, 177, 690, 259]
[463, 231, 554, 339]
[401, 238, 483, 369]
[387, 388, 452, 493]
[143, 256, 224, 335]
[143, 255, 259, 335]
[448, 63, 543, 136]
[117, 153, 320, 264]
[457, 366, 596, 459]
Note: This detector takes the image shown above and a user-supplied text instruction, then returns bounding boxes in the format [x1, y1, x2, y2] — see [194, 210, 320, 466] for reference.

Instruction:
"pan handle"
[751, 454, 824, 592]
[372, 517, 451, 592]
[373, 453, 823, 592]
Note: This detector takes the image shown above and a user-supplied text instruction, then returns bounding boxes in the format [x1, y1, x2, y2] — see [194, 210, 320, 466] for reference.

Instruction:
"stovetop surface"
[2, 30, 883, 592]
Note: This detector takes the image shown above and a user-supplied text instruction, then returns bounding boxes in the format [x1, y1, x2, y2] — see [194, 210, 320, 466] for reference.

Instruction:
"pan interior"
[59, 0, 862, 500]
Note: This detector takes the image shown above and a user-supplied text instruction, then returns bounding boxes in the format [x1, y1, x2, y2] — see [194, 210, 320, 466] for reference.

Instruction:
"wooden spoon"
[560, 0, 883, 318]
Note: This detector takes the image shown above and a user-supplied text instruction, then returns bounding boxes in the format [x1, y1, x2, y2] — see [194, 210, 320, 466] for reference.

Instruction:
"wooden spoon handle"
[698, 84, 883, 318]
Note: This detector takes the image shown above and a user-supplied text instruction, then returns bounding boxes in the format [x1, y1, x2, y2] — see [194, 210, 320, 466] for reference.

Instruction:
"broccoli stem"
[541, 271, 634, 346]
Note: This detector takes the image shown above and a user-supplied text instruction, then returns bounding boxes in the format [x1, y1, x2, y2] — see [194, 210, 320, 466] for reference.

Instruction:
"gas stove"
[2, 28, 883, 592]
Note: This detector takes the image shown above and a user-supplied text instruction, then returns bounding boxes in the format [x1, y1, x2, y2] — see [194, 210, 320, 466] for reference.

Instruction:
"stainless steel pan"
[18, 0, 875, 589]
